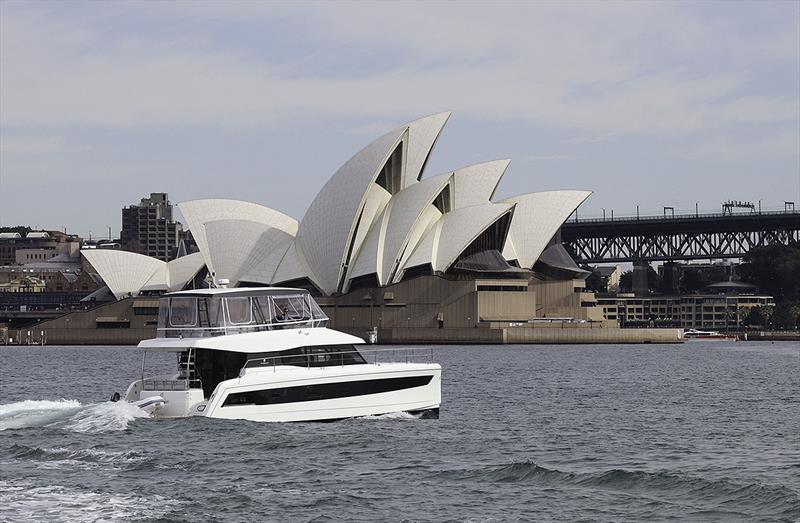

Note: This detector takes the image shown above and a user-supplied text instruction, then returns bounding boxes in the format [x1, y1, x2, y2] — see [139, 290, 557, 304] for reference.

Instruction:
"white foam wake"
[0, 399, 80, 431]
[0, 479, 183, 523]
[64, 401, 150, 433]
[358, 411, 420, 421]
[0, 399, 150, 433]
[11, 445, 150, 471]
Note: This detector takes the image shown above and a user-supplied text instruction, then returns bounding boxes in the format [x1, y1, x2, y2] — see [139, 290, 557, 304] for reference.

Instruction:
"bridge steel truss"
[560, 211, 800, 264]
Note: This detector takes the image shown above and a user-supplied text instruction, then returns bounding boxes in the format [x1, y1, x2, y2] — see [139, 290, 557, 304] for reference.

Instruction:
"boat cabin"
[137, 288, 369, 400]
[157, 287, 329, 338]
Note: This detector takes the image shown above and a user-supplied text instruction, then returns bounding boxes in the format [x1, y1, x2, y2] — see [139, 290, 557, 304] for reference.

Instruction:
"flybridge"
[157, 288, 329, 339]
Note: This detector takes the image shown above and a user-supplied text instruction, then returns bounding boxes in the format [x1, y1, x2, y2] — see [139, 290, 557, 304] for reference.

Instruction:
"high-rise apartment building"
[120, 193, 182, 261]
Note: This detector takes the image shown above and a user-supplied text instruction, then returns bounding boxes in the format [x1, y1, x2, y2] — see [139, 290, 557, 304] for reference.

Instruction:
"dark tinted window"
[222, 375, 433, 407]
[246, 345, 367, 368]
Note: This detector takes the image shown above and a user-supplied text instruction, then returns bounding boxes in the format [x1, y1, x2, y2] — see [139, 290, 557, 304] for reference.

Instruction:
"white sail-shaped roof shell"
[451, 160, 510, 209]
[82, 250, 164, 300]
[348, 184, 392, 267]
[404, 112, 451, 188]
[501, 190, 592, 268]
[296, 113, 451, 295]
[178, 199, 298, 286]
[141, 263, 168, 292]
[237, 232, 294, 285]
[346, 172, 453, 288]
[296, 126, 406, 295]
[141, 251, 207, 292]
[201, 220, 293, 286]
[166, 252, 206, 291]
[272, 240, 318, 288]
[398, 202, 515, 277]
[392, 205, 443, 283]
[179, 199, 296, 274]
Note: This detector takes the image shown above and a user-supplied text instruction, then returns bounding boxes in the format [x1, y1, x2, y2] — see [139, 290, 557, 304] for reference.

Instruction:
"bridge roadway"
[560, 210, 800, 264]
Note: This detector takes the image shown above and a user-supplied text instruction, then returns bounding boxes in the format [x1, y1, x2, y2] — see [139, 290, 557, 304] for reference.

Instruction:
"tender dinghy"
[133, 395, 166, 414]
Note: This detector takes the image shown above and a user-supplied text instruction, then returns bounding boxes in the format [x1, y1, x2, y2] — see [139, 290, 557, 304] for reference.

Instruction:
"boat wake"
[6, 443, 152, 471]
[0, 479, 184, 523]
[356, 411, 421, 421]
[0, 399, 150, 433]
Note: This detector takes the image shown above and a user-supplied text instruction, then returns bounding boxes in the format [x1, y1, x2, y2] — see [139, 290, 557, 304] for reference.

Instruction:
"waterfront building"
[0, 254, 103, 318]
[120, 192, 183, 261]
[0, 275, 46, 293]
[0, 230, 81, 265]
[596, 293, 774, 329]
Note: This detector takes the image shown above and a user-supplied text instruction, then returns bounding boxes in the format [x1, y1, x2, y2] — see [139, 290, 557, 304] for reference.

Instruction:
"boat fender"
[110, 392, 121, 402]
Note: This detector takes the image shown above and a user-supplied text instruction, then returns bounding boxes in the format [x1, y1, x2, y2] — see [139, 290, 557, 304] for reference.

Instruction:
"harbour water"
[1, 342, 798, 522]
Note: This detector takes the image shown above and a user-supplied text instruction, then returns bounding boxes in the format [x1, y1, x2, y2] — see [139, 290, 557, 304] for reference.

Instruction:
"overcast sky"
[1, 1, 798, 238]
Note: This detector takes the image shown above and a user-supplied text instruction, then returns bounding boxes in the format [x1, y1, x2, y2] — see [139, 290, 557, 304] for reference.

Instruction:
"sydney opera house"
[79, 112, 618, 342]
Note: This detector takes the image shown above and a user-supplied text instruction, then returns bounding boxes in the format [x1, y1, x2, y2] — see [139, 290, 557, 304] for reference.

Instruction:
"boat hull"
[126, 363, 441, 423]
[203, 363, 441, 422]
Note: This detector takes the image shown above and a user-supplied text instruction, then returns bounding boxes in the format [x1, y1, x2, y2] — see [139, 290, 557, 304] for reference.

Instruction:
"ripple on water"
[435, 461, 800, 520]
[0, 479, 185, 523]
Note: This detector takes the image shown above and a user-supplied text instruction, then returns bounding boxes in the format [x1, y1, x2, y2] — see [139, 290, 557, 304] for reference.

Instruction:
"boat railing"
[141, 375, 199, 391]
[157, 318, 328, 339]
[241, 346, 435, 374]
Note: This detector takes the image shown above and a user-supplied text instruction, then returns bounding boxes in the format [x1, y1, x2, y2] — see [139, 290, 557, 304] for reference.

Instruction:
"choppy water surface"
[1, 342, 798, 522]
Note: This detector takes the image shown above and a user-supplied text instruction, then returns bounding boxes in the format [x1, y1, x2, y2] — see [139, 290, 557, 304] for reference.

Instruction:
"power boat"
[683, 328, 738, 341]
[121, 287, 441, 422]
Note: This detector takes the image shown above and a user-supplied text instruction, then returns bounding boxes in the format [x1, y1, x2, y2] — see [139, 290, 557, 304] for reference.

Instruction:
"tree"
[680, 268, 707, 293]
[743, 305, 774, 328]
[618, 266, 660, 293]
[740, 243, 800, 302]
[619, 270, 633, 292]
[0, 225, 32, 236]
[772, 302, 800, 330]
[582, 265, 604, 292]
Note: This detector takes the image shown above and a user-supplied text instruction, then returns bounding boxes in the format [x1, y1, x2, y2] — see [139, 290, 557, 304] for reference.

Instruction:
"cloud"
[1, 0, 797, 141]
[0, 134, 66, 155]
[683, 129, 800, 162]
[519, 154, 576, 162]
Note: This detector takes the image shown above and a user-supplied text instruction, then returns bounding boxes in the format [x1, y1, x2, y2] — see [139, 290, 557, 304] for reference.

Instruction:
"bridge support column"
[632, 260, 650, 296]
[661, 261, 679, 294]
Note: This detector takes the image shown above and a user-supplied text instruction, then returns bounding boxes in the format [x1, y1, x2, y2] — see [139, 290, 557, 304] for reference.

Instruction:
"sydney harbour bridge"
[561, 205, 800, 264]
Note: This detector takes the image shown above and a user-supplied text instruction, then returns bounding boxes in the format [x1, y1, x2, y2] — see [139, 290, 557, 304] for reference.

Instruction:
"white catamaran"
[121, 288, 441, 422]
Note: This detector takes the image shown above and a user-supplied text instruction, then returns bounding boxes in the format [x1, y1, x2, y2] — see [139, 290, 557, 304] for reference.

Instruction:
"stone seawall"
[373, 327, 684, 344]
[2, 327, 156, 345]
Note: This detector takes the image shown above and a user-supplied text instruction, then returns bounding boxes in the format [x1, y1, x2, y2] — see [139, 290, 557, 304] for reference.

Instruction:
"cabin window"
[198, 297, 224, 328]
[226, 297, 253, 325]
[252, 297, 271, 325]
[169, 297, 197, 327]
[158, 301, 169, 329]
[308, 298, 326, 320]
[272, 295, 310, 323]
